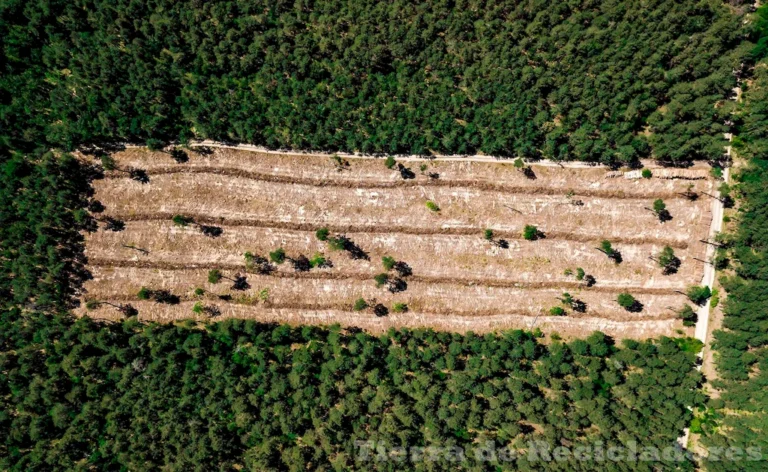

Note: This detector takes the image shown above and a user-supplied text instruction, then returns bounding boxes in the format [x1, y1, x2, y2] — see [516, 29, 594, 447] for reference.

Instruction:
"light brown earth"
[76, 147, 717, 339]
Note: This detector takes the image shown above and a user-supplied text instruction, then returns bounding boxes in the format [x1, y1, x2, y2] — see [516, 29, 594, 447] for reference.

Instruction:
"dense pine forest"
[702, 37, 768, 472]
[0, 0, 750, 162]
[1, 0, 768, 470]
[0, 309, 704, 471]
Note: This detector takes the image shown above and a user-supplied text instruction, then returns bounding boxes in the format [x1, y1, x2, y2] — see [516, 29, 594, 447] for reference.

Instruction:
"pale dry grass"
[78, 147, 715, 339]
[85, 221, 702, 290]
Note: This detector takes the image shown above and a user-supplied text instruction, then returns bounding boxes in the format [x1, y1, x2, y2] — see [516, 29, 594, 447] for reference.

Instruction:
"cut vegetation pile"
[78, 147, 717, 339]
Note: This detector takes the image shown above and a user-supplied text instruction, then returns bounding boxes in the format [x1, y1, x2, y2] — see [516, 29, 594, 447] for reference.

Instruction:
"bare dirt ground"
[77, 147, 716, 339]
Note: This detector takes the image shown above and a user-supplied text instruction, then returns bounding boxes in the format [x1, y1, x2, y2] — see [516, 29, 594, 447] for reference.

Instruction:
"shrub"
[315, 227, 330, 241]
[641, 168, 652, 179]
[172, 214, 192, 227]
[269, 248, 286, 264]
[192, 302, 204, 314]
[617, 293, 637, 310]
[382, 256, 396, 271]
[657, 246, 680, 274]
[137, 287, 151, 300]
[353, 298, 368, 311]
[100, 155, 117, 171]
[392, 303, 408, 313]
[522, 225, 539, 241]
[687, 285, 712, 306]
[425, 201, 440, 212]
[208, 269, 223, 284]
[575, 268, 585, 281]
[309, 253, 327, 268]
[194, 288, 205, 297]
[385, 156, 396, 169]
[484, 229, 494, 241]
[374, 273, 389, 287]
[549, 306, 565, 316]
[258, 288, 270, 302]
[678, 305, 698, 327]
[710, 167, 723, 180]
[85, 300, 101, 310]
[563, 268, 573, 277]
[711, 288, 720, 308]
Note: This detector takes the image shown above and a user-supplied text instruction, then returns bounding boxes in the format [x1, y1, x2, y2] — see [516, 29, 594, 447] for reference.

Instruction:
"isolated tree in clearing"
[85, 300, 138, 317]
[171, 215, 222, 237]
[654, 246, 681, 275]
[648, 199, 672, 222]
[617, 293, 642, 312]
[208, 270, 250, 291]
[522, 225, 541, 241]
[599, 240, 622, 263]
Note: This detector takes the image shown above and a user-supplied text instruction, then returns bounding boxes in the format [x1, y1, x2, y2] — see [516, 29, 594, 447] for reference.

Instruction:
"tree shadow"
[662, 257, 681, 275]
[200, 225, 223, 238]
[496, 239, 509, 249]
[397, 163, 416, 180]
[393, 261, 412, 277]
[387, 278, 408, 293]
[129, 169, 150, 184]
[152, 290, 180, 305]
[373, 304, 389, 317]
[194, 146, 215, 156]
[170, 148, 189, 163]
[291, 255, 312, 272]
[625, 301, 644, 313]
[231, 275, 250, 291]
[657, 210, 673, 223]
[102, 217, 125, 232]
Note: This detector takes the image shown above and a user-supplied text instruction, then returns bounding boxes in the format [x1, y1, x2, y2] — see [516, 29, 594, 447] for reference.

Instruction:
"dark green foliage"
[353, 298, 368, 311]
[677, 305, 698, 328]
[207, 269, 223, 284]
[384, 156, 396, 169]
[657, 246, 681, 275]
[641, 168, 653, 179]
[617, 293, 638, 310]
[686, 285, 712, 306]
[703, 60, 768, 469]
[0, 310, 703, 470]
[172, 214, 192, 227]
[382, 256, 396, 271]
[269, 248, 286, 264]
[483, 229, 494, 241]
[0, 151, 96, 311]
[315, 227, 330, 241]
[0, 0, 746, 162]
[522, 225, 540, 241]
[137, 287, 151, 300]
[549, 306, 565, 316]
[373, 273, 389, 288]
